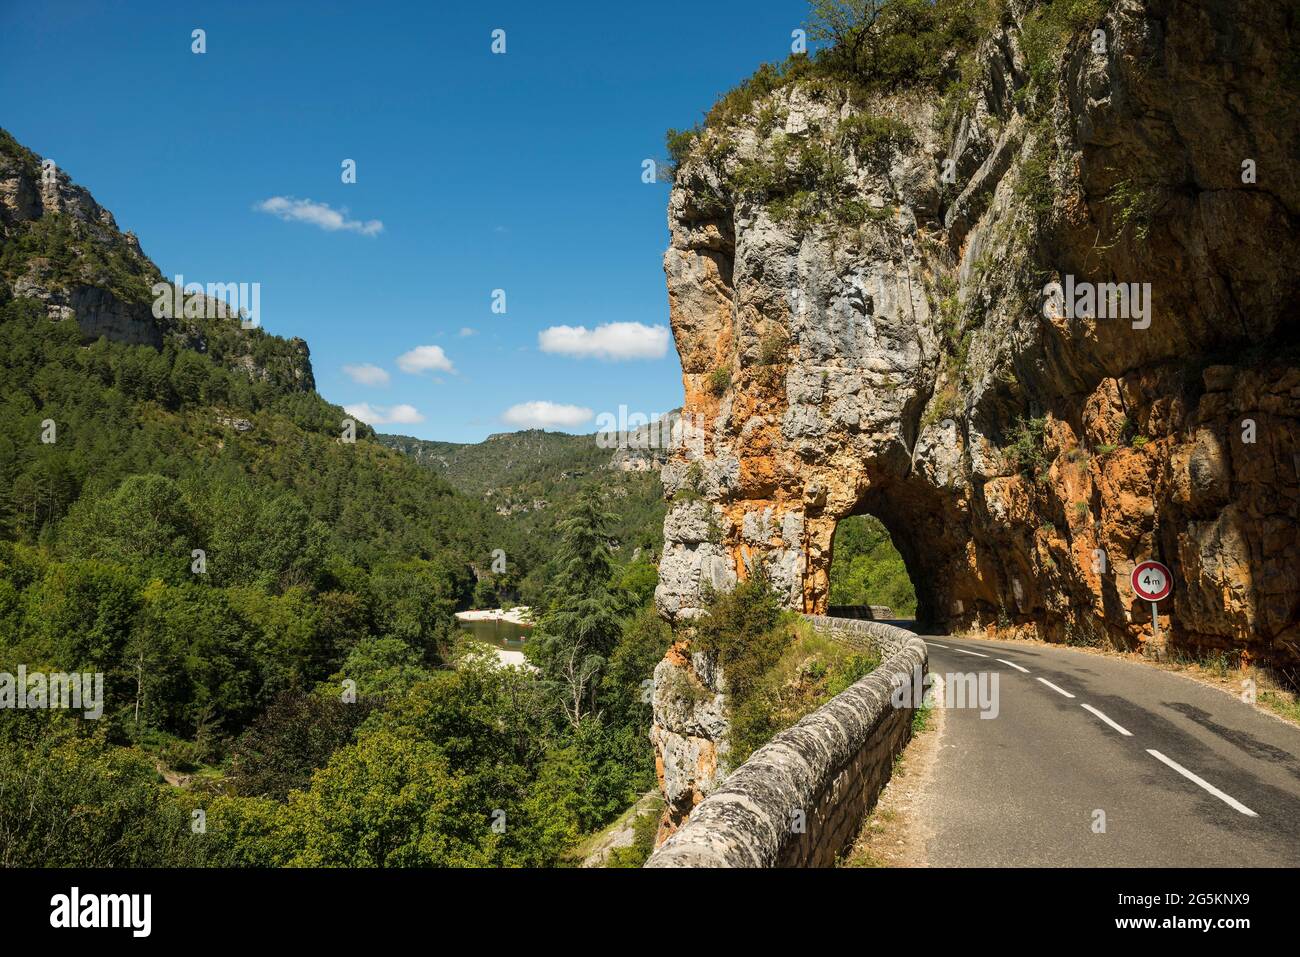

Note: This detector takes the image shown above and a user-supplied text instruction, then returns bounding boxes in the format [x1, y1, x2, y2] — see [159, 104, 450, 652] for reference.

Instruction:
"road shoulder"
[840, 677, 945, 868]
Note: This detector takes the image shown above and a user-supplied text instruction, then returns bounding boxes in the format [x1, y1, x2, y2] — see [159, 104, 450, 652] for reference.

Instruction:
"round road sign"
[1131, 560, 1172, 602]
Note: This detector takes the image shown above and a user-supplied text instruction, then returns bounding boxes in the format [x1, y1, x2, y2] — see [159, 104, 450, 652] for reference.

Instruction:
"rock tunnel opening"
[826, 512, 919, 623]
[812, 474, 961, 631]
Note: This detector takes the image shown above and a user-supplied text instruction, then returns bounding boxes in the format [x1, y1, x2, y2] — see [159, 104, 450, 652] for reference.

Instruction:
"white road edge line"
[1080, 703, 1133, 736]
[995, 658, 1030, 674]
[1146, 749, 1258, 818]
[953, 648, 989, 658]
[927, 642, 949, 649]
[1036, 677, 1076, 699]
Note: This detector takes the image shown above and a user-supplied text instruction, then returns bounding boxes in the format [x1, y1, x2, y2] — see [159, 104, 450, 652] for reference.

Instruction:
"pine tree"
[531, 488, 625, 726]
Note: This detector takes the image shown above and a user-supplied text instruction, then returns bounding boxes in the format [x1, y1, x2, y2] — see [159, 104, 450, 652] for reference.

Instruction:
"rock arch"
[649, 0, 1300, 842]
[653, 0, 1300, 666]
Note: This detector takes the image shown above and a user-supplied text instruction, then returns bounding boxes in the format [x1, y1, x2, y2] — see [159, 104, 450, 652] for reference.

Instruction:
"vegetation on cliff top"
[665, 0, 998, 168]
[665, 0, 1111, 179]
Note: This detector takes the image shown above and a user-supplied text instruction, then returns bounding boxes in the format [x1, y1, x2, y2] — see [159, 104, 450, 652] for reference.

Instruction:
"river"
[455, 616, 533, 666]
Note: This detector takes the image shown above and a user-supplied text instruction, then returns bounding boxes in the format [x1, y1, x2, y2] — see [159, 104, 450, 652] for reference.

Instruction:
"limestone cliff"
[652, 0, 1299, 826]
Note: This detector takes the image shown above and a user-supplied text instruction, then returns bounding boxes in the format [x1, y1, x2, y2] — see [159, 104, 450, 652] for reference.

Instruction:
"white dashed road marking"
[1036, 677, 1075, 699]
[1080, 703, 1132, 736]
[1146, 749, 1258, 818]
[928, 642, 949, 649]
[935, 637, 1263, 821]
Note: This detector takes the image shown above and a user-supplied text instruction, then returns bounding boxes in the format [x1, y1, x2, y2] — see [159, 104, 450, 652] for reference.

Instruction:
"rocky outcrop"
[0, 129, 316, 391]
[649, 640, 729, 839]
[0, 134, 164, 347]
[9, 277, 162, 347]
[654, 0, 1299, 672]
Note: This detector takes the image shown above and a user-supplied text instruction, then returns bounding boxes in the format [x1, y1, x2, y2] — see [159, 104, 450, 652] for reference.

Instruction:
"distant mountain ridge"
[377, 416, 680, 497]
[377, 416, 680, 571]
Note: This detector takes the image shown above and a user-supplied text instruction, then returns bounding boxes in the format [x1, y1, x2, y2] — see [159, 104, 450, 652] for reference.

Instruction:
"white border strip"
[1081, 703, 1133, 736]
[1147, 749, 1258, 817]
[1036, 677, 1075, 699]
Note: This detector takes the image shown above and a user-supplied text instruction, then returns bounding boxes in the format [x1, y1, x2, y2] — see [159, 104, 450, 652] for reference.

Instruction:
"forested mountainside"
[0, 127, 671, 866]
[380, 428, 618, 495]
[378, 424, 670, 598]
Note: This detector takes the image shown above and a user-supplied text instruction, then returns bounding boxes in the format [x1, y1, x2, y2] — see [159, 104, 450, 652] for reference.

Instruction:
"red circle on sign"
[1131, 560, 1172, 602]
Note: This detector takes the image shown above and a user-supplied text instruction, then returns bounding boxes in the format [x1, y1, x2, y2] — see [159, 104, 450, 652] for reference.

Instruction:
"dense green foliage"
[828, 514, 917, 615]
[0, 298, 667, 864]
[0, 403, 667, 866]
[0, 122, 673, 865]
[694, 571, 880, 766]
[666, 0, 1000, 150]
[0, 299, 500, 745]
[377, 429, 667, 605]
[806, 0, 986, 92]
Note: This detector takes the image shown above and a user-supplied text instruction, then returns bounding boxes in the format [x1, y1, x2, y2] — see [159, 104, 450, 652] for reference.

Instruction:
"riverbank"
[454, 609, 536, 670]
[455, 606, 533, 625]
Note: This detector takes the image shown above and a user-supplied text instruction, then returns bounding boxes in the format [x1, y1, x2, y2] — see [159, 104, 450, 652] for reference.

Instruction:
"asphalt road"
[917, 632, 1300, 866]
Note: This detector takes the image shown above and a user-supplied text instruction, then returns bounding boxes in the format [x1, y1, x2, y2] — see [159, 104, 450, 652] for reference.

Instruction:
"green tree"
[531, 489, 626, 726]
[0, 720, 199, 867]
[60, 474, 196, 581]
[602, 604, 672, 725]
[281, 728, 490, 867]
[516, 743, 596, 862]
[368, 557, 467, 660]
[199, 482, 330, 591]
[808, 0, 886, 73]
[131, 580, 258, 738]
[225, 691, 376, 800]
[169, 350, 211, 407]
[613, 557, 659, 608]
[327, 636, 432, 699]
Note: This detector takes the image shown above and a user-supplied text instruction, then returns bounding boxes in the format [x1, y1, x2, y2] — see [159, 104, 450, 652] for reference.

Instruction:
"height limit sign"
[1132, 559, 1173, 641]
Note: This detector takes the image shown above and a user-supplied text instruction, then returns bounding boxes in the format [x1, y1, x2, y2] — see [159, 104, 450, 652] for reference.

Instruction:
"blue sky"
[0, 0, 808, 442]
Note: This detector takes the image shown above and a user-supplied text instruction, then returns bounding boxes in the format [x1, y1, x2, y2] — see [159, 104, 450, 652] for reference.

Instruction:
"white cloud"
[458, 327, 477, 337]
[342, 363, 390, 387]
[396, 344, 455, 374]
[254, 196, 383, 236]
[538, 322, 670, 360]
[344, 402, 424, 426]
[501, 401, 593, 430]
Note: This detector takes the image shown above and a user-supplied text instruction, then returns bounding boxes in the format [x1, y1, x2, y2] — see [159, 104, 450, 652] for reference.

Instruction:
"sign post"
[1131, 559, 1173, 643]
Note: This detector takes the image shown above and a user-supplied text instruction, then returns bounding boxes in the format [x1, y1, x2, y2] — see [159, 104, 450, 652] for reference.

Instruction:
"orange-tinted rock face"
[649, 641, 729, 841]
[653, 0, 1299, 671]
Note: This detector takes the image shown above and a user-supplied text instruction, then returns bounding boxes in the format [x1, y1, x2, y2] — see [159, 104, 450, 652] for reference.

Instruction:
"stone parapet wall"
[805, 614, 916, 656]
[645, 618, 926, 868]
